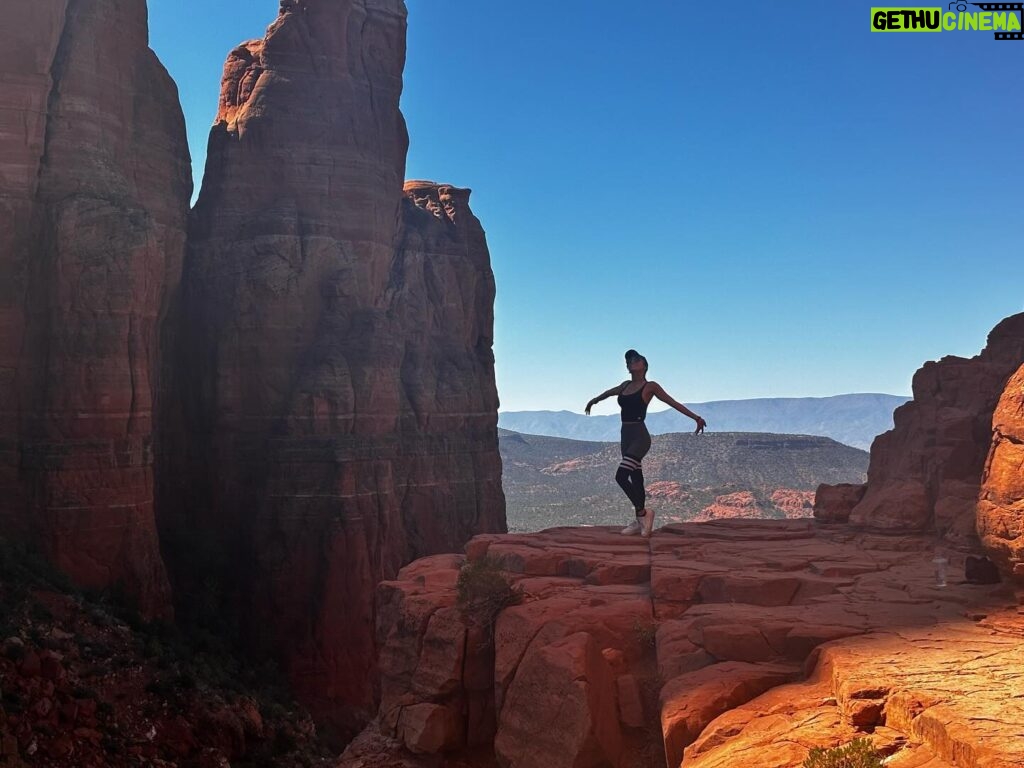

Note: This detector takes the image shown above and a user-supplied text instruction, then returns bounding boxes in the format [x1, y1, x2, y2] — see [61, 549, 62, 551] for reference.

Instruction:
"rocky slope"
[816, 313, 1024, 545]
[0, 0, 191, 619]
[500, 429, 866, 531]
[158, 0, 504, 739]
[0, 538, 333, 768]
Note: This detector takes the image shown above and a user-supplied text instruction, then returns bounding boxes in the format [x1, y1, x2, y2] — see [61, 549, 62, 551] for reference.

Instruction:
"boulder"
[495, 632, 622, 768]
[813, 483, 866, 523]
[660, 661, 797, 768]
[397, 703, 462, 755]
[977, 363, 1024, 584]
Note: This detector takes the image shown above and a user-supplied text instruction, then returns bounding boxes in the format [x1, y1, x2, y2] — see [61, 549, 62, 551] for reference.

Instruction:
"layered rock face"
[812, 483, 866, 524]
[816, 313, 1024, 542]
[160, 0, 504, 737]
[977, 363, 1024, 584]
[0, 0, 191, 617]
[350, 522, 1024, 768]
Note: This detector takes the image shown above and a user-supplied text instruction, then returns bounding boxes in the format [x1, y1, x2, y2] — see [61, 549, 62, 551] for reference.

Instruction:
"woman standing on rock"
[585, 349, 706, 537]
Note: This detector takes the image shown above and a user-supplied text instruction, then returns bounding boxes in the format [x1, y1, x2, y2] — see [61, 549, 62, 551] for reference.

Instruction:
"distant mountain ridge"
[499, 428, 869, 532]
[499, 393, 909, 450]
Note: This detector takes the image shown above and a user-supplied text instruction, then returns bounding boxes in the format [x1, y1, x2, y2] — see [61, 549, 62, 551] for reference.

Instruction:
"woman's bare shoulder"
[647, 381, 672, 398]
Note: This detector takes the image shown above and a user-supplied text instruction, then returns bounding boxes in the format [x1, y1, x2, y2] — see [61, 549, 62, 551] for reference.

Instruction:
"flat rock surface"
[358, 518, 1024, 768]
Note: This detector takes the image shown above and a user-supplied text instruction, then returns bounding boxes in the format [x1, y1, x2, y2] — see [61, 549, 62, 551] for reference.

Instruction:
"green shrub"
[456, 556, 523, 631]
[804, 738, 882, 768]
[632, 619, 657, 649]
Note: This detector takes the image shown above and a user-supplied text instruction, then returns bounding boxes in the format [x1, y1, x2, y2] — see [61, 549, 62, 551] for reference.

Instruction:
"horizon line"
[499, 391, 911, 414]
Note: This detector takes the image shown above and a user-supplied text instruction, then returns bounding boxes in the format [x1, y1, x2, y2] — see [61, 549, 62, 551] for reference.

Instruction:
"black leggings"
[617, 422, 651, 515]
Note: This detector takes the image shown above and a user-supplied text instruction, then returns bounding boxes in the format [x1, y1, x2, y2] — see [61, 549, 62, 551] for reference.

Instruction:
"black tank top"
[618, 383, 650, 423]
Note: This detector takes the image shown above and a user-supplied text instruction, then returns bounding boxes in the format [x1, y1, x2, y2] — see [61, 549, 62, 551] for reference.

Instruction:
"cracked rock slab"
[358, 519, 1024, 768]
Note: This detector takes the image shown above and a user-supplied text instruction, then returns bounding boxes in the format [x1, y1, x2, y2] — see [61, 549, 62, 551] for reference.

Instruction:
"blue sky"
[149, 0, 1024, 414]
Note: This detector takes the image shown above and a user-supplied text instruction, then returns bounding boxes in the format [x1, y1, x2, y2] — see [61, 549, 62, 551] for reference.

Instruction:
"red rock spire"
[162, 0, 505, 737]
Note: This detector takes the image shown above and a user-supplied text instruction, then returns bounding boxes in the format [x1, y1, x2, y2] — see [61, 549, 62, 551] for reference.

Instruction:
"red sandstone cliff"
[3, 5, 1023, 765]
[158, 0, 505, 739]
[978, 363, 1024, 584]
[0, 0, 191, 617]
[816, 313, 1024, 542]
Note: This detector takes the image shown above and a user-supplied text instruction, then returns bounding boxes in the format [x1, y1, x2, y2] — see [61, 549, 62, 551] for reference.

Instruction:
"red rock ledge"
[341, 519, 1024, 768]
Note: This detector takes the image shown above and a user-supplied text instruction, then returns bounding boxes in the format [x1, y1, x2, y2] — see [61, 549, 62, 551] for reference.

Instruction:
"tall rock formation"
[159, 0, 505, 738]
[977, 363, 1024, 584]
[0, 0, 191, 617]
[815, 314, 1024, 544]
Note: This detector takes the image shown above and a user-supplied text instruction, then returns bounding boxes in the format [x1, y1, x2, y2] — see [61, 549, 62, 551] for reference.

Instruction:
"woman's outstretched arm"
[585, 382, 627, 415]
[649, 382, 706, 433]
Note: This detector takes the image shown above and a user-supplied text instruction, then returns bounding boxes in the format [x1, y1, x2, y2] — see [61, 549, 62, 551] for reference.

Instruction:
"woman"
[585, 349, 706, 537]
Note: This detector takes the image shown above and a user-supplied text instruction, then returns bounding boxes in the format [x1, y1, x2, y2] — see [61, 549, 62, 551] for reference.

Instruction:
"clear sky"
[149, 0, 1024, 415]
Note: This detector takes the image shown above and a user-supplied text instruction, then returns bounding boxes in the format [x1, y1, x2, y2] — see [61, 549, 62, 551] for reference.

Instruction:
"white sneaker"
[640, 508, 655, 538]
[620, 518, 642, 536]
